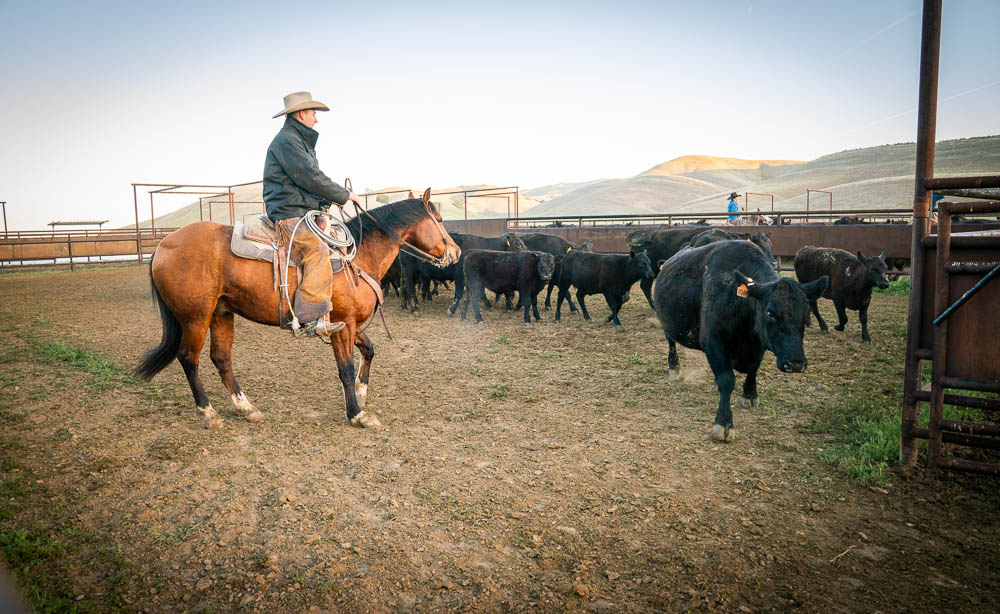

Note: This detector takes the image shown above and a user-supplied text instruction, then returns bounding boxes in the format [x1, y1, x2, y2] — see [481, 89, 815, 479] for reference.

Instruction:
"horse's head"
[405, 188, 461, 266]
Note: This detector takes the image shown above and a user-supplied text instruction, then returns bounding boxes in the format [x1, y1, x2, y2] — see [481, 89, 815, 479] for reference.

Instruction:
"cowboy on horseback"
[264, 91, 361, 337]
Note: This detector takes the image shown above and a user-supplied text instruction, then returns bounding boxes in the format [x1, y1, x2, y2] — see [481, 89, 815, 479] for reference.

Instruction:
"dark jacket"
[263, 116, 350, 221]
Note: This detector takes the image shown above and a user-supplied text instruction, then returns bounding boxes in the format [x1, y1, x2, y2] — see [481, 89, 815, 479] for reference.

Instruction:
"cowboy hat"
[729, 192, 740, 199]
[272, 91, 330, 118]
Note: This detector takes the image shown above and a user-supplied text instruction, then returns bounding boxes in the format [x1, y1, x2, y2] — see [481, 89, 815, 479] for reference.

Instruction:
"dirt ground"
[1, 263, 998, 614]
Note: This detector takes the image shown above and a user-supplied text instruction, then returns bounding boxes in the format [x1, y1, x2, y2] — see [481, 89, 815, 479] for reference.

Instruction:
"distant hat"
[729, 192, 740, 199]
[272, 91, 330, 118]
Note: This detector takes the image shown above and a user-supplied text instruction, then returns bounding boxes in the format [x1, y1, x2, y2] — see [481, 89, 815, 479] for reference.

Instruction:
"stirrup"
[300, 317, 345, 338]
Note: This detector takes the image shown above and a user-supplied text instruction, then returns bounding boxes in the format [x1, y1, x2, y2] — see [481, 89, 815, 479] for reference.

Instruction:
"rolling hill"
[521, 136, 1000, 218]
[137, 136, 1000, 228]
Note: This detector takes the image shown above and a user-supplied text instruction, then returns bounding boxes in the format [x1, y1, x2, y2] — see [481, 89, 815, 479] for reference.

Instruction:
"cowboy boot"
[303, 314, 346, 338]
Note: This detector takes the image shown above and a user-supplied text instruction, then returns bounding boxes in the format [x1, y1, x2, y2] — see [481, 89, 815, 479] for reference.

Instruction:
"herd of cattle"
[377, 223, 893, 441]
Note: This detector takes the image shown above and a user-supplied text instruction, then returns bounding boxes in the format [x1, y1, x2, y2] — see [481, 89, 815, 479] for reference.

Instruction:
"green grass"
[17, 332, 134, 391]
[0, 529, 80, 613]
[874, 277, 910, 296]
[817, 393, 900, 486]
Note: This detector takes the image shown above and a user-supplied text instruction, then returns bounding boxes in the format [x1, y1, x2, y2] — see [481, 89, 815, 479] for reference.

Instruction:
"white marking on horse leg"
[354, 378, 368, 409]
[198, 404, 223, 429]
[350, 410, 382, 428]
[231, 392, 263, 422]
[725, 426, 736, 442]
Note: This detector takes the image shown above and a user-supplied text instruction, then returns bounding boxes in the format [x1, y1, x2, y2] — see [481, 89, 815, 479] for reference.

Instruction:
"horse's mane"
[345, 198, 436, 246]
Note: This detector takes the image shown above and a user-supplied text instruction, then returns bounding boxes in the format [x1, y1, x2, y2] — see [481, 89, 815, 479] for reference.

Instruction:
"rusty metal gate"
[900, 0, 1000, 475]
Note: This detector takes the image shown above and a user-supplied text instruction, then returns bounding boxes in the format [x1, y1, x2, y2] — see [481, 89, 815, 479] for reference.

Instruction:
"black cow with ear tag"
[793, 246, 890, 343]
[654, 240, 827, 442]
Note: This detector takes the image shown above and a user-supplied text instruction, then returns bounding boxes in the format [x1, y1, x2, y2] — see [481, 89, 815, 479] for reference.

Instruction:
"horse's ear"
[408, 190, 415, 199]
[422, 188, 431, 205]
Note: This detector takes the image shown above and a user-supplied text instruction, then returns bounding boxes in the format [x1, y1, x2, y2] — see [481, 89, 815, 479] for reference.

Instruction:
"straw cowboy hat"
[272, 91, 330, 118]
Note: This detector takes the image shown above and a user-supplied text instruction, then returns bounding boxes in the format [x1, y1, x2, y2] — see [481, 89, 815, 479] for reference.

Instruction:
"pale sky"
[1, 0, 998, 229]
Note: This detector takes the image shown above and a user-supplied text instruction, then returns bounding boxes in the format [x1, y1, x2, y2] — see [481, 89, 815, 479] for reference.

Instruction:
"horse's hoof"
[199, 405, 223, 429]
[711, 424, 735, 442]
[350, 411, 382, 428]
[231, 393, 261, 421]
[740, 396, 759, 409]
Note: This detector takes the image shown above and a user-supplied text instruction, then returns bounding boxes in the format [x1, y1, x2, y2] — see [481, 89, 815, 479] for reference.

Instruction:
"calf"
[627, 224, 715, 309]
[460, 250, 556, 324]
[555, 250, 654, 328]
[516, 232, 593, 312]
[381, 255, 401, 298]
[399, 249, 457, 313]
[654, 241, 828, 442]
[793, 246, 890, 343]
[447, 233, 528, 314]
[686, 229, 775, 264]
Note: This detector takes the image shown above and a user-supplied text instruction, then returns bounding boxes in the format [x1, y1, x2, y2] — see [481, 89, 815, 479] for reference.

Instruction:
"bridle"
[346, 180, 452, 267]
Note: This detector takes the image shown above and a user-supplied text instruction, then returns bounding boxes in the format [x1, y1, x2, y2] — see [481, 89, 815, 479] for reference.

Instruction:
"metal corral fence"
[5, 205, 1000, 272]
[0, 183, 520, 269]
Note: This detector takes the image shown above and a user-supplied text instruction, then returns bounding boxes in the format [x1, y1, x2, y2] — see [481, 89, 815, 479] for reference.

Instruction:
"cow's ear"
[657, 259, 667, 269]
[856, 250, 866, 263]
[802, 276, 828, 301]
[878, 250, 886, 261]
[765, 231, 772, 239]
[629, 250, 636, 258]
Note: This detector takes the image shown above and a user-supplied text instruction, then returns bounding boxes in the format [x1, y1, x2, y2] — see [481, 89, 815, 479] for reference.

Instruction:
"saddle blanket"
[231, 219, 345, 272]
[230, 219, 383, 306]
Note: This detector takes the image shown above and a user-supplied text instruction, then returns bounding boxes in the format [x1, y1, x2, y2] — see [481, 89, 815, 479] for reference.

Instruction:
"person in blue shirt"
[727, 192, 741, 223]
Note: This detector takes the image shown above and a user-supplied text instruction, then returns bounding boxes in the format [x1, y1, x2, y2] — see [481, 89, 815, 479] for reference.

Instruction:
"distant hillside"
[521, 179, 609, 202]
[640, 155, 803, 176]
[524, 136, 1000, 218]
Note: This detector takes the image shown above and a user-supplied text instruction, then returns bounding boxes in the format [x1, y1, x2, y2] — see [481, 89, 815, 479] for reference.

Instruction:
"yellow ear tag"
[736, 277, 754, 298]
[566, 246, 572, 253]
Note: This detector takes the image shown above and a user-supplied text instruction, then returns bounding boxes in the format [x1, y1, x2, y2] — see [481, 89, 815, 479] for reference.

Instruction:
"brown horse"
[135, 189, 460, 429]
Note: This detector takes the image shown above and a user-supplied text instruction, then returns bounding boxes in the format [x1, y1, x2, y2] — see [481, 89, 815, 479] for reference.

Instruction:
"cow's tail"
[134, 253, 182, 381]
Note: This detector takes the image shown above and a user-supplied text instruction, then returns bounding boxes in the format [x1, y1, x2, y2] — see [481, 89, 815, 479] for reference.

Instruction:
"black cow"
[399, 250, 458, 313]
[686, 229, 775, 264]
[627, 225, 716, 309]
[885, 257, 907, 281]
[460, 250, 556, 324]
[447, 233, 528, 314]
[515, 233, 593, 312]
[555, 250, 654, 328]
[793, 246, 890, 343]
[381, 256, 401, 298]
[654, 241, 828, 442]
[833, 216, 871, 225]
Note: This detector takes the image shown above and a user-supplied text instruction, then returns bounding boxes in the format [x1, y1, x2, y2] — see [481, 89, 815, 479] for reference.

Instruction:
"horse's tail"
[134, 253, 182, 381]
